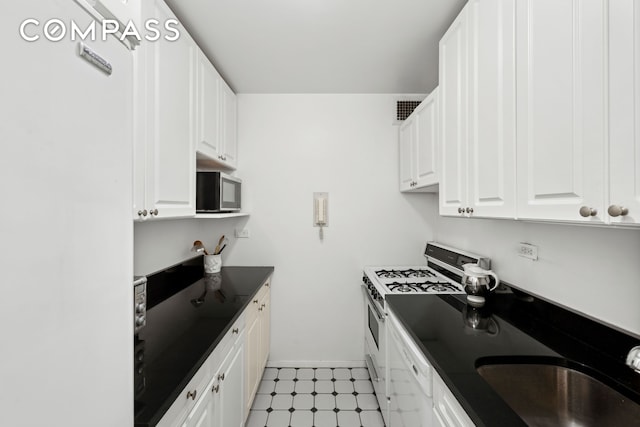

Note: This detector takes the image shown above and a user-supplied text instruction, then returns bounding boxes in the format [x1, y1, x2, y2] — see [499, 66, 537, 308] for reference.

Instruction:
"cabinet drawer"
[210, 314, 245, 369]
[157, 358, 212, 427]
[433, 372, 475, 427]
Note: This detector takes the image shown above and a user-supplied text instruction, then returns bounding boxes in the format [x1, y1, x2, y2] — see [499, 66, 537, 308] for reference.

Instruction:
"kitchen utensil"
[461, 264, 499, 307]
[192, 240, 209, 255]
[213, 235, 225, 255]
[217, 244, 227, 254]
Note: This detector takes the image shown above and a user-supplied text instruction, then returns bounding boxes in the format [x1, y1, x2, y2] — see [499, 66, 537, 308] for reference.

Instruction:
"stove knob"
[135, 316, 145, 327]
[135, 303, 145, 314]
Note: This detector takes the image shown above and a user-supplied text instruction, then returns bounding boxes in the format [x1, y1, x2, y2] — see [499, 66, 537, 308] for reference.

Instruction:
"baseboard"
[266, 360, 367, 369]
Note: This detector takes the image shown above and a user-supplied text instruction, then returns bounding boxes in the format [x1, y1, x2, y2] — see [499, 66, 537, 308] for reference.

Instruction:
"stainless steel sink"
[477, 360, 640, 426]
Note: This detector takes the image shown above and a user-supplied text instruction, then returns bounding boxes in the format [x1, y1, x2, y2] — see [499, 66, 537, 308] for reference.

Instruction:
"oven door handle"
[362, 285, 385, 322]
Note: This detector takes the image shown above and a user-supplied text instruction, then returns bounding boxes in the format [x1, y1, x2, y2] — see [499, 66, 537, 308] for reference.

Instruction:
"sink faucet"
[627, 346, 640, 372]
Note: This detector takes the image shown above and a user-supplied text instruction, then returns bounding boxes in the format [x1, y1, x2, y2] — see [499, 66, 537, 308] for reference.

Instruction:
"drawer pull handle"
[232, 328, 239, 334]
[186, 390, 197, 401]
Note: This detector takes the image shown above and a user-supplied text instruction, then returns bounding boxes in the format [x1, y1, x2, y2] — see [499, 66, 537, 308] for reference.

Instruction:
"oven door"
[362, 286, 388, 424]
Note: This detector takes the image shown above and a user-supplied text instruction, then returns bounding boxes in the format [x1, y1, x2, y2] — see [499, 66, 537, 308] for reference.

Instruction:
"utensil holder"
[204, 254, 222, 273]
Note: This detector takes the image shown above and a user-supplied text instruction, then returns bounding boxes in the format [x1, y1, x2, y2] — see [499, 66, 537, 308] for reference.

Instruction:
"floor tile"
[314, 410, 337, 427]
[335, 394, 357, 410]
[257, 379, 276, 394]
[333, 368, 351, 380]
[315, 368, 333, 380]
[278, 368, 297, 380]
[292, 394, 314, 410]
[290, 410, 313, 427]
[266, 410, 291, 427]
[356, 393, 379, 410]
[314, 394, 336, 410]
[337, 410, 360, 427]
[245, 410, 269, 427]
[315, 380, 334, 393]
[354, 380, 374, 394]
[271, 394, 293, 410]
[296, 368, 314, 380]
[262, 367, 279, 380]
[334, 380, 354, 394]
[351, 368, 370, 380]
[294, 380, 314, 394]
[275, 379, 295, 394]
[360, 410, 385, 427]
[251, 394, 272, 410]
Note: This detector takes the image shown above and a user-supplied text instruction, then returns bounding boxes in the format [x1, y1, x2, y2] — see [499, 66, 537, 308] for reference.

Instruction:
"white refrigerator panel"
[0, 2, 133, 427]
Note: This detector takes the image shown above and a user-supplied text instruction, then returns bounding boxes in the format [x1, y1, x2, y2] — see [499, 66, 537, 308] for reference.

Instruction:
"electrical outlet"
[234, 228, 250, 238]
[518, 243, 538, 260]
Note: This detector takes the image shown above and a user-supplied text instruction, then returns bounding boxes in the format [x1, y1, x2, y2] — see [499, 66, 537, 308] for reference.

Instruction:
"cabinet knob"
[465, 207, 474, 214]
[186, 390, 197, 401]
[138, 210, 148, 217]
[212, 384, 219, 393]
[218, 373, 225, 381]
[458, 207, 464, 214]
[608, 205, 629, 217]
[232, 328, 239, 334]
[579, 206, 598, 217]
[258, 307, 263, 312]
[253, 299, 259, 304]
[149, 209, 159, 216]
[261, 303, 266, 309]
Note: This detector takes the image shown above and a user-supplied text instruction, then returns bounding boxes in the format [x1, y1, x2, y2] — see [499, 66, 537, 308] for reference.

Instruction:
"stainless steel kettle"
[462, 264, 499, 307]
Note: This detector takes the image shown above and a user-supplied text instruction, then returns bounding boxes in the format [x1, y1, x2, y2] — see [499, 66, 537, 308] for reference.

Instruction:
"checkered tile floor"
[245, 367, 386, 427]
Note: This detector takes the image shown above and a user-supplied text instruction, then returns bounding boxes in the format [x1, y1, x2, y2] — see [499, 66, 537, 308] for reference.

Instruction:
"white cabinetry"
[134, 0, 196, 220]
[440, 0, 516, 218]
[608, 0, 640, 225]
[516, 0, 607, 223]
[195, 55, 238, 170]
[245, 281, 271, 414]
[432, 372, 474, 427]
[399, 89, 439, 192]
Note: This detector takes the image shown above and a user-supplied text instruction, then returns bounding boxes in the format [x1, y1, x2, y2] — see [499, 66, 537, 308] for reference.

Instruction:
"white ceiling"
[164, 0, 466, 94]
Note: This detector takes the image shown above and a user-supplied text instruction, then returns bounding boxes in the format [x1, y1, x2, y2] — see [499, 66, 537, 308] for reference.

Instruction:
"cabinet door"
[516, 0, 606, 222]
[467, 0, 516, 218]
[608, 0, 640, 225]
[144, 0, 197, 219]
[181, 379, 215, 427]
[216, 342, 244, 427]
[439, 8, 469, 216]
[259, 285, 271, 371]
[221, 81, 238, 168]
[197, 51, 221, 161]
[244, 302, 261, 414]
[399, 118, 416, 192]
[415, 90, 439, 189]
[432, 373, 474, 427]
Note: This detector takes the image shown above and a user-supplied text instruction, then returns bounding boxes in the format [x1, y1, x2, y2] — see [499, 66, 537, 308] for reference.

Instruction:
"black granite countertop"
[134, 263, 274, 427]
[386, 290, 640, 426]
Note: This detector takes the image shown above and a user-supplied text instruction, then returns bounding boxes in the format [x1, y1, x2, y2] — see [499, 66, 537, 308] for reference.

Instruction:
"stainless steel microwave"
[196, 172, 241, 213]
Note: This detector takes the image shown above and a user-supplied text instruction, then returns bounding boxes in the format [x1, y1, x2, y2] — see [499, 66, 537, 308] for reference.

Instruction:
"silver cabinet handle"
[579, 206, 598, 217]
[186, 390, 197, 400]
[232, 328, 239, 334]
[261, 303, 266, 309]
[465, 207, 474, 214]
[253, 299, 259, 304]
[218, 373, 225, 381]
[458, 207, 464, 214]
[608, 205, 629, 217]
[137, 210, 148, 217]
[212, 384, 219, 393]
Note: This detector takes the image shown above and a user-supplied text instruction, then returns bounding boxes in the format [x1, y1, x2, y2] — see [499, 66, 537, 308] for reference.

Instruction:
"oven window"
[368, 306, 379, 349]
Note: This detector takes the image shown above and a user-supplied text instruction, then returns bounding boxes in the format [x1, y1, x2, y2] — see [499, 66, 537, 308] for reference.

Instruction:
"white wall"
[222, 94, 436, 365]
[428, 195, 640, 338]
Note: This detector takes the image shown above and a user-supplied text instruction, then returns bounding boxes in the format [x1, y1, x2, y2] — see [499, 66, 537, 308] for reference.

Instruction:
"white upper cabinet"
[516, 0, 607, 222]
[399, 89, 439, 192]
[134, 0, 197, 220]
[608, 0, 640, 225]
[440, 0, 516, 218]
[197, 51, 222, 163]
[439, 8, 468, 215]
[196, 58, 238, 170]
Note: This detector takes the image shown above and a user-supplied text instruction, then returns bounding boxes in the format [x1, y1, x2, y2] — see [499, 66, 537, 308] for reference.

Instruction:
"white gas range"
[361, 242, 491, 426]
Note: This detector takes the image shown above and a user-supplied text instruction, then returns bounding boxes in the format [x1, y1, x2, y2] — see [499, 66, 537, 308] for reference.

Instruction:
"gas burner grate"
[420, 282, 463, 293]
[386, 281, 464, 294]
[387, 283, 419, 293]
[375, 269, 436, 279]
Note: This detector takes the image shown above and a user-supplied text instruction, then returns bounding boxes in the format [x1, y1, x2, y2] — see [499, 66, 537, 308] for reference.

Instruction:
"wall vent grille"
[396, 100, 422, 121]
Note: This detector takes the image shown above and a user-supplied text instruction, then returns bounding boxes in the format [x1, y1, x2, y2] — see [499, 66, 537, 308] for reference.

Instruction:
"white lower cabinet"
[245, 281, 271, 415]
[432, 372, 475, 427]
